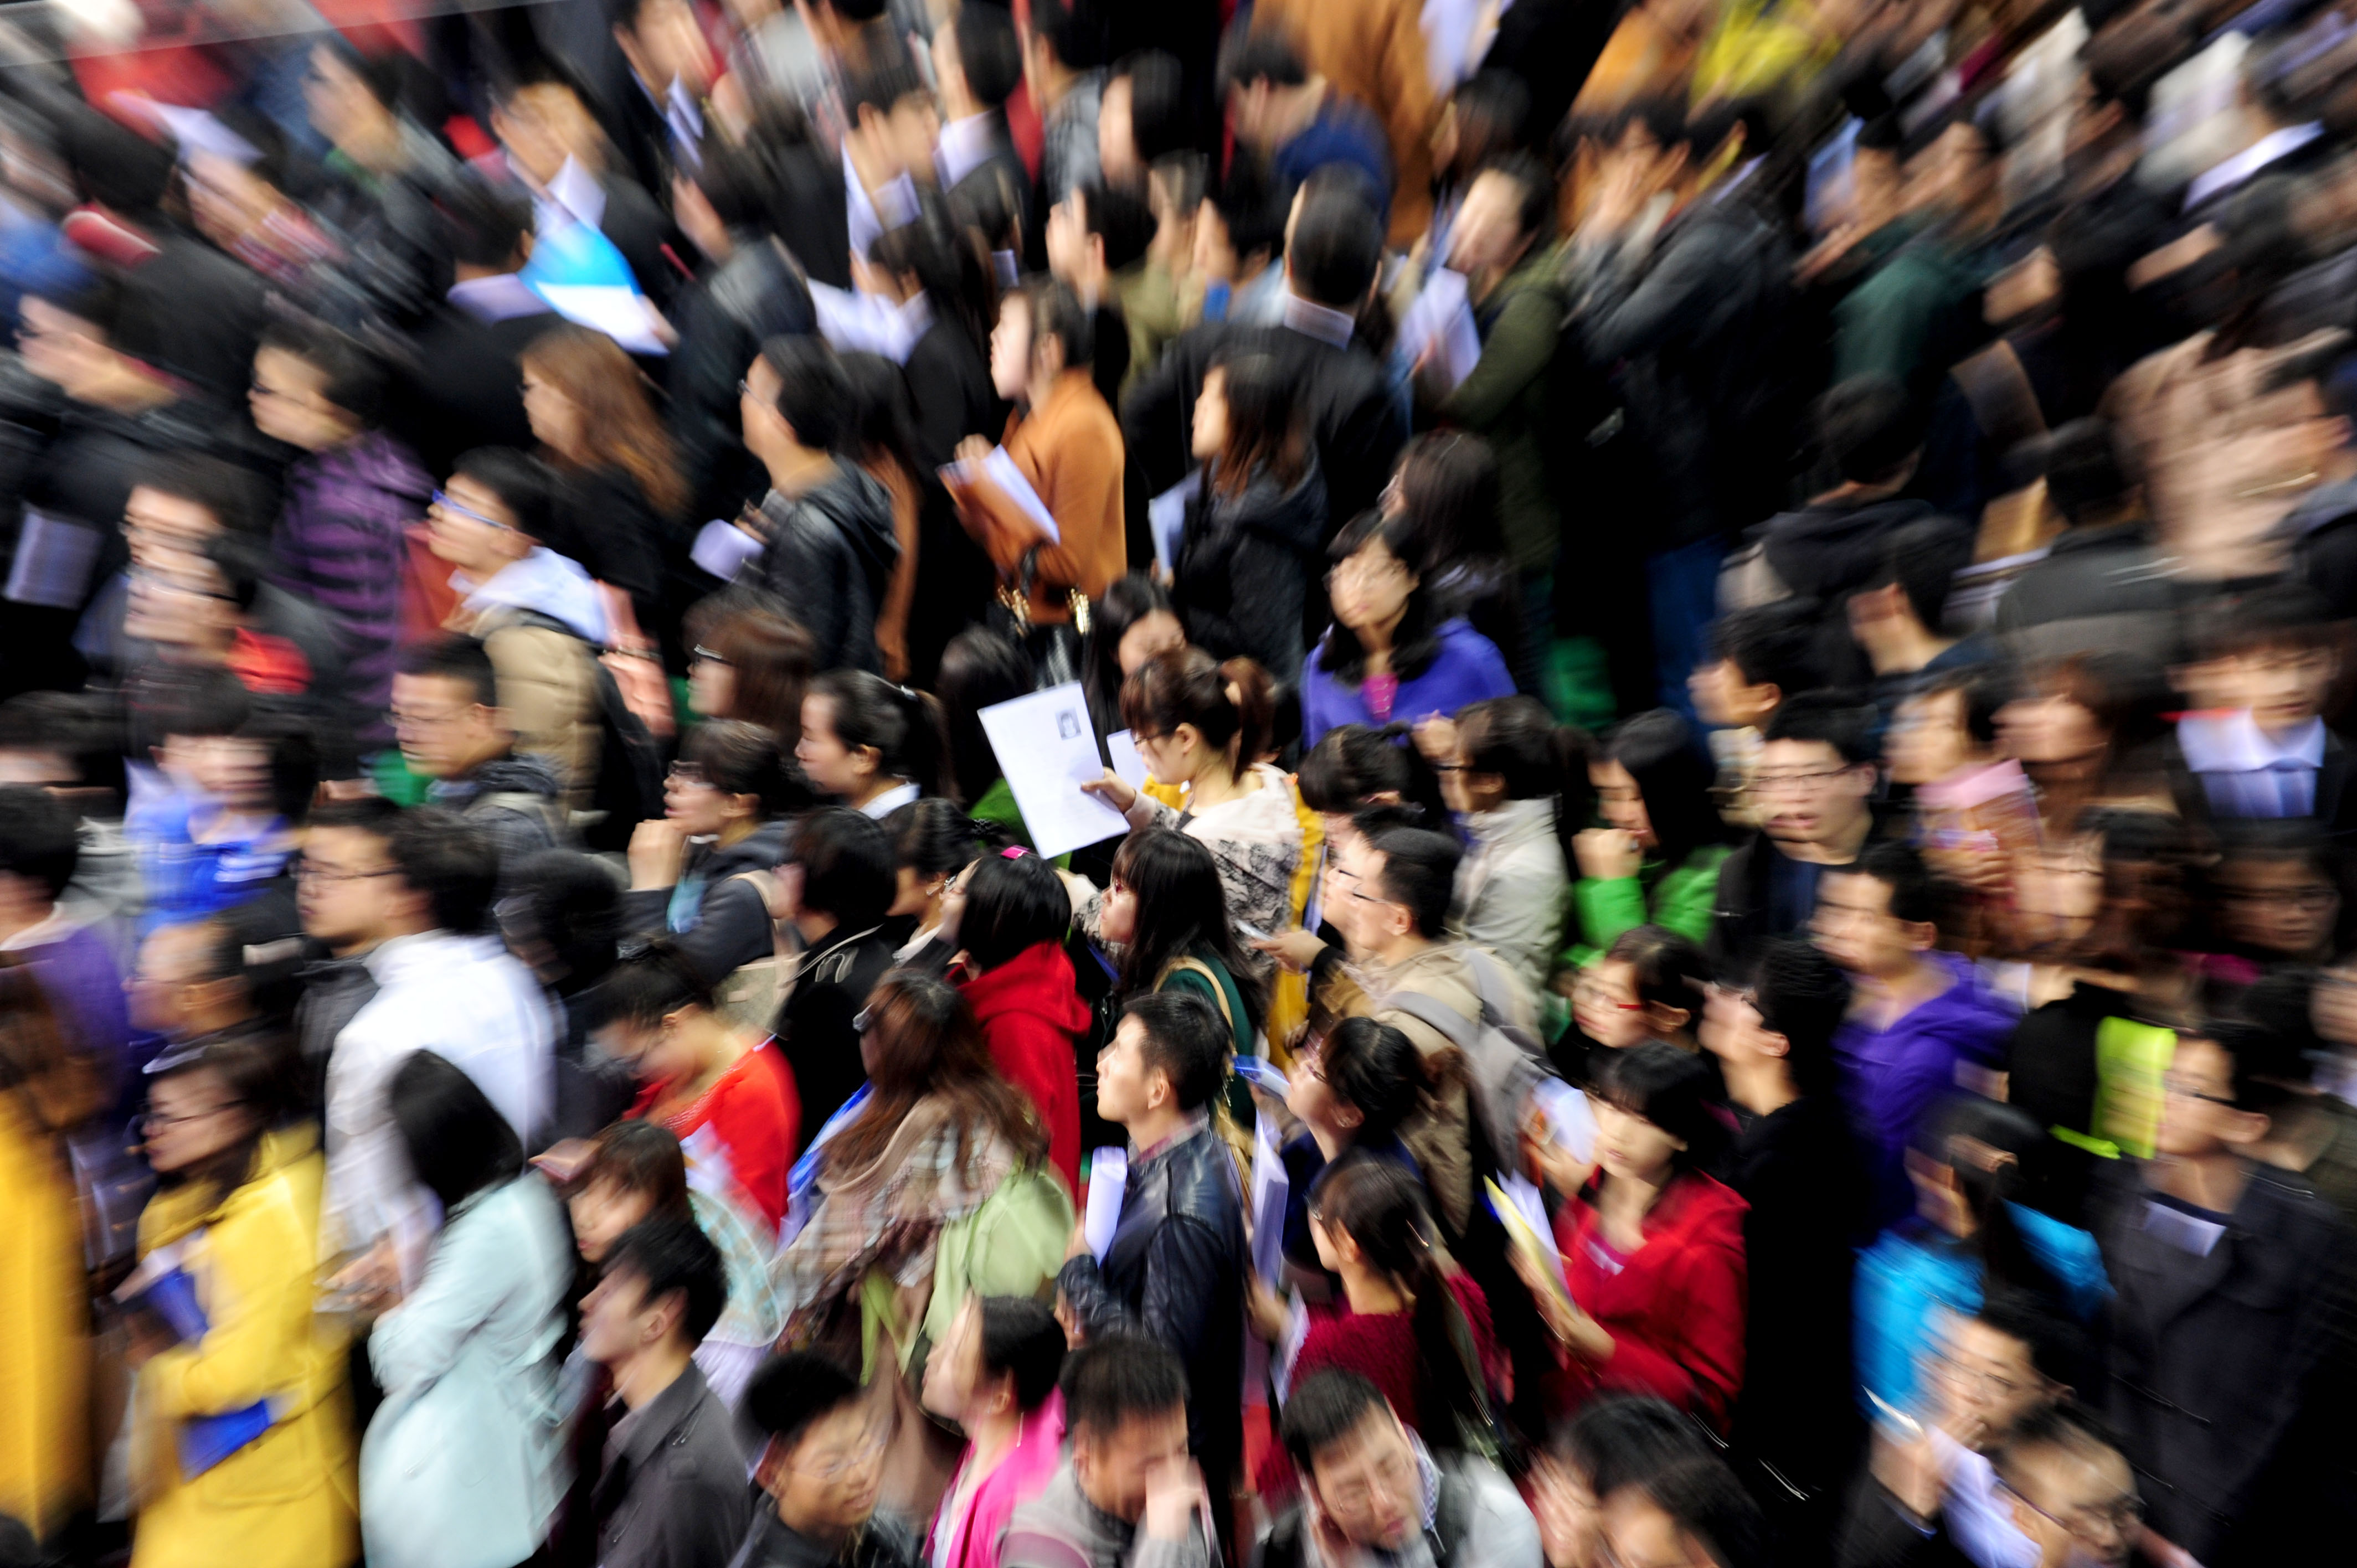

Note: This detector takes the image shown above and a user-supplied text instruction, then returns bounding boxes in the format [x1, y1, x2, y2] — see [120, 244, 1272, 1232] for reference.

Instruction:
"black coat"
[596, 169, 686, 313]
[668, 234, 818, 527]
[2006, 980, 2143, 1227]
[754, 465, 899, 675]
[395, 300, 560, 477]
[903, 311, 1000, 471]
[775, 922, 899, 1152]
[117, 229, 269, 406]
[1173, 455, 1327, 683]
[1991, 523, 2181, 669]
[619, 818, 787, 991]
[551, 464, 670, 642]
[1748, 496, 1969, 690]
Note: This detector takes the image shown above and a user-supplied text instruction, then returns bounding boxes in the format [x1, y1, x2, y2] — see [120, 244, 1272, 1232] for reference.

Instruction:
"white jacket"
[1449, 797, 1569, 996]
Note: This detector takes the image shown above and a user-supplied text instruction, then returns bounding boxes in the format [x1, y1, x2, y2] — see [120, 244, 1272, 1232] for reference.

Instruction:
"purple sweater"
[1300, 618, 1516, 749]
[269, 431, 431, 751]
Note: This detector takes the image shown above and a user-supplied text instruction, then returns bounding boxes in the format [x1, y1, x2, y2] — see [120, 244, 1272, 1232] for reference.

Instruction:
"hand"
[1869, 1428, 1946, 1521]
[1141, 1454, 1205, 1544]
[953, 435, 993, 466]
[843, 111, 901, 196]
[1254, 929, 1328, 973]
[1247, 1279, 1291, 1344]
[1079, 768, 1138, 814]
[1524, 1117, 1593, 1200]
[1410, 714, 1459, 762]
[1509, 1244, 1583, 1344]
[627, 818, 687, 891]
[326, 1238, 402, 1319]
[1054, 1287, 1084, 1347]
[1573, 827, 1644, 881]
[878, 628, 909, 683]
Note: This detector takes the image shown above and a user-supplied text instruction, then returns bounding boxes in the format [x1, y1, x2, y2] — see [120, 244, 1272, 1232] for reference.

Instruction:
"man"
[1710, 693, 1879, 967]
[127, 917, 268, 1065]
[1257, 1370, 1541, 1568]
[1044, 182, 1158, 403]
[1056, 993, 1247, 1507]
[390, 637, 571, 880]
[490, 70, 681, 313]
[1814, 842, 2015, 1230]
[1848, 520, 1989, 733]
[580, 1217, 748, 1568]
[933, 1, 1031, 241]
[744, 336, 900, 675]
[1247, 0, 1438, 243]
[1222, 30, 1393, 225]
[608, 0, 718, 203]
[1000, 1334, 1210, 1568]
[1701, 939, 1867, 1552]
[774, 807, 900, 1149]
[1689, 601, 1820, 812]
[1599, 1451, 1773, 1568]
[1989, 1406, 2146, 1568]
[396, 186, 558, 476]
[1992, 420, 2177, 669]
[2165, 584, 2356, 834]
[734, 1350, 919, 1568]
[1025, 0, 1107, 213]
[292, 796, 404, 1106]
[320, 805, 554, 1274]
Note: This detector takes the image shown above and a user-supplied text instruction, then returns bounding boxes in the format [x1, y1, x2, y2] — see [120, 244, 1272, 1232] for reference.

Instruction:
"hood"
[794, 465, 900, 592]
[1759, 497, 1940, 599]
[694, 816, 791, 879]
[432, 750, 566, 806]
[1887, 951, 2018, 1059]
[1217, 451, 1327, 554]
[961, 940, 1092, 1034]
[459, 544, 609, 642]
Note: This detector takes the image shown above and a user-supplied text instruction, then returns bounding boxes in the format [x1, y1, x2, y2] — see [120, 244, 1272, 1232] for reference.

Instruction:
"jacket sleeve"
[1121, 333, 1201, 498]
[1834, 1471, 1952, 1568]
[1441, 284, 1563, 431]
[1017, 420, 1126, 598]
[143, 1189, 314, 1420]
[1652, 854, 1726, 947]
[370, 1196, 526, 1396]
[1228, 527, 1312, 680]
[765, 519, 853, 672]
[1575, 873, 1650, 954]
[1460, 858, 1566, 991]
[620, 877, 774, 989]
[1582, 229, 1712, 365]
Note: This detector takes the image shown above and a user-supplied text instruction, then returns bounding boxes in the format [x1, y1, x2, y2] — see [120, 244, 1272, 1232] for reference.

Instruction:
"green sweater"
[1568, 843, 1732, 966]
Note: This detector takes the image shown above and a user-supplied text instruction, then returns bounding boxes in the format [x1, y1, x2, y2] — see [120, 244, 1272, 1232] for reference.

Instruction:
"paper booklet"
[115, 1235, 277, 1477]
[942, 446, 1061, 544]
[977, 683, 1132, 858]
[1486, 1175, 1576, 1322]
[1083, 1147, 1129, 1260]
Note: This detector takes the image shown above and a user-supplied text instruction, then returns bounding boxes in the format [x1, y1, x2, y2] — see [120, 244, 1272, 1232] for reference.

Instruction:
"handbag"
[990, 545, 1092, 690]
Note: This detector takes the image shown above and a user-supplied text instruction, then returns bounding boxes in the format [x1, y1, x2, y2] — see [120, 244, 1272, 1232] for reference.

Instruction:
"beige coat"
[457, 608, 601, 809]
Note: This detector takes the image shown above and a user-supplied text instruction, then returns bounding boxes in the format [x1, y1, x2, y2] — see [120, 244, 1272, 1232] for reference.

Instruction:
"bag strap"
[1384, 988, 1478, 1054]
[1158, 956, 1236, 1031]
[1427, 1467, 1475, 1568]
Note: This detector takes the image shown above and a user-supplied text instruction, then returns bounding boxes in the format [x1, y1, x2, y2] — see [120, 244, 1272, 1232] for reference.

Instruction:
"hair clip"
[1000, 845, 1031, 859]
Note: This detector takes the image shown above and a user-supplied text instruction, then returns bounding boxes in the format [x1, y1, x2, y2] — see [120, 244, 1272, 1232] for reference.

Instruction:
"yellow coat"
[0, 1092, 89, 1544]
[130, 1126, 355, 1568]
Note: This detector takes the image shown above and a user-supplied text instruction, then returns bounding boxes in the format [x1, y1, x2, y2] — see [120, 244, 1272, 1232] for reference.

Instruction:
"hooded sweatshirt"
[1174, 453, 1327, 682]
[452, 548, 608, 800]
[1753, 496, 1970, 688]
[621, 817, 790, 992]
[960, 940, 1089, 1196]
[430, 751, 570, 893]
[756, 464, 899, 674]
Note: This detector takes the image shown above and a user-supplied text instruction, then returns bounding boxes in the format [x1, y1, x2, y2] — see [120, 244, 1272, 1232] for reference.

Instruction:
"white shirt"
[2178, 708, 2327, 818]
[860, 780, 922, 819]
[446, 271, 549, 324]
[2184, 121, 2323, 212]
[845, 145, 920, 266]
[1281, 290, 1356, 350]
[936, 112, 998, 189]
[1930, 1430, 2039, 1568]
[539, 153, 607, 233]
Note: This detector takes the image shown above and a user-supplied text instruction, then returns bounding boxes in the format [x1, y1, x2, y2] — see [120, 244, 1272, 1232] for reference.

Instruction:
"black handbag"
[989, 544, 1091, 689]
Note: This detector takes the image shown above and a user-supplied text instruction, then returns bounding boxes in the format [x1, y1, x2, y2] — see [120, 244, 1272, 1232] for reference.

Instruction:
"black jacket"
[395, 299, 560, 476]
[1707, 829, 1864, 970]
[670, 233, 819, 527]
[1833, 1472, 1974, 1568]
[1174, 455, 1327, 684]
[755, 465, 899, 674]
[1749, 496, 1969, 689]
[621, 819, 788, 991]
[596, 169, 686, 313]
[2158, 725, 2357, 840]
[117, 228, 269, 406]
[2006, 980, 2142, 1227]
[552, 464, 670, 642]
[776, 922, 899, 1151]
[903, 311, 1001, 471]
[591, 1362, 752, 1568]
[430, 751, 573, 888]
[1057, 1122, 1247, 1490]
[1991, 522, 2181, 668]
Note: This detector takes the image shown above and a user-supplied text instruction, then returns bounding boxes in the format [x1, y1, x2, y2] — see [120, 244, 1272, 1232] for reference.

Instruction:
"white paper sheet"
[1529, 1079, 1597, 1163]
[977, 683, 1133, 858]
[1248, 1113, 1290, 1285]
[1084, 1147, 1129, 1260]
[690, 517, 765, 581]
[1396, 266, 1482, 393]
[1105, 729, 1150, 791]
[1273, 1292, 1312, 1401]
[943, 447, 1062, 545]
[533, 283, 670, 355]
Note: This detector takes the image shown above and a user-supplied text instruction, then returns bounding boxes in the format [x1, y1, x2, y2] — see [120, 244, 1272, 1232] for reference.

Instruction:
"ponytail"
[811, 668, 952, 798]
[1221, 656, 1277, 768]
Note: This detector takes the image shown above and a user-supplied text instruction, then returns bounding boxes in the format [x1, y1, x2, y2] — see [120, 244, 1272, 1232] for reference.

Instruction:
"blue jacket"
[1300, 618, 1516, 749]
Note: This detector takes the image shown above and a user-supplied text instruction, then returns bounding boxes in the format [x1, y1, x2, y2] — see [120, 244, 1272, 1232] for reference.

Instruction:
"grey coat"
[594, 1362, 754, 1568]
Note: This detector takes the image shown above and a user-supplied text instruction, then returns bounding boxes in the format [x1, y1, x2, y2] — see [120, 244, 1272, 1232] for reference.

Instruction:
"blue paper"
[1232, 1055, 1290, 1097]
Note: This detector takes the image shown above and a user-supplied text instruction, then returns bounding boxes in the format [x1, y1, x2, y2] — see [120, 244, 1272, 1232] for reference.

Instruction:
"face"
[125, 485, 224, 568]
[2004, 1445, 2140, 1568]
[2154, 1035, 2250, 1160]
[129, 920, 217, 1036]
[1814, 870, 1924, 979]
[159, 733, 271, 812]
[297, 826, 402, 948]
[760, 1402, 888, 1535]
[1072, 1409, 1191, 1524]
[186, 149, 275, 249]
[1305, 1410, 1422, 1551]
[1094, 1014, 1167, 1127]
[1098, 75, 1139, 187]
[1753, 739, 1870, 845]
[990, 293, 1033, 401]
[1889, 689, 1985, 786]
[1598, 1489, 1714, 1568]
[1130, 724, 1200, 790]
[919, 1294, 994, 1421]
[2215, 854, 2339, 960]
[1328, 539, 1417, 633]
[795, 694, 872, 798]
[1446, 169, 1531, 278]
[1687, 657, 1774, 732]
[1099, 871, 1139, 944]
[426, 473, 528, 577]
[18, 297, 114, 397]
[568, 1174, 655, 1266]
[1572, 958, 1654, 1049]
[1117, 611, 1187, 676]
[578, 1263, 669, 1366]
[1592, 1094, 1684, 1185]
[1285, 1033, 1356, 1142]
[664, 760, 745, 838]
[126, 553, 238, 651]
[1590, 758, 1654, 843]
[1046, 190, 1092, 283]
[520, 362, 585, 457]
[688, 643, 737, 718]
[1191, 367, 1230, 463]
[1997, 694, 2107, 769]
[305, 45, 382, 151]
[1699, 982, 1776, 1066]
[2206, 645, 2338, 733]
[618, 0, 714, 95]
[1529, 1452, 1603, 1568]
[493, 85, 572, 184]
[392, 672, 503, 780]
[1931, 1315, 2050, 1455]
[143, 1064, 256, 1176]
[249, 347, 350, 452]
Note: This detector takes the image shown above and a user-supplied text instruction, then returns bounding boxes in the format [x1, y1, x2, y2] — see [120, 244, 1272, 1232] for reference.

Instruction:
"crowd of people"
[6, 0, 2357, 1566]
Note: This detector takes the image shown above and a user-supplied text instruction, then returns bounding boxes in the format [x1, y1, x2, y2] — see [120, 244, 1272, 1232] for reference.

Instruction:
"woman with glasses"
[1299, 510, 1514, 750]
[124, 1034, 352, 1568]
[2206, 818, 2347, 967]
[682, 587, 816, 744]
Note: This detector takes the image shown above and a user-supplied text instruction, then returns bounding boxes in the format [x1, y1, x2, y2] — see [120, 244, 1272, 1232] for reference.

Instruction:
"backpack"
[500, 610, 668, 852]
[712, 868, 795, 1035]
[1381, 946, 1553, 1175]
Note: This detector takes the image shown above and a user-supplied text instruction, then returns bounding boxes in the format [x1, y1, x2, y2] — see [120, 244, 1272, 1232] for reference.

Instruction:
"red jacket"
[960, 941, 1088, 1196]
[630, 1040, 801, 1237]
[1550, 1169, 1749, 1432]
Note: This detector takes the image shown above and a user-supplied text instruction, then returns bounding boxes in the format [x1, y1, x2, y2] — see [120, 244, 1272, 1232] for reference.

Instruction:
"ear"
[1334, 1103, 1363, 1129]
[851, 743, 883, 776]
[1756, 1028, 1793, 1061]
[754, 1437, 790, 1496]
[2222, 1106, 2272, 1148]
[1900, 917, 1940, 953]
[1644, 1001, 1692, 1035]
[1174, 722, 1206, 755]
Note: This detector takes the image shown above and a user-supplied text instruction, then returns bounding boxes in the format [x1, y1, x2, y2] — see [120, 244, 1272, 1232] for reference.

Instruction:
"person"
[1574, 709, 1731, 963]
[1687, 601, 1820, 812]
[391, 637, 570, 880]
[1223, 29, 1393, 220]
[998, 1334, 1211, 1568]
[604, 940, 801, 1236]
[1056, 992, 1248, 1503]
[1301, 510, 1514, 747]
[1023, 0, 1107, 210]
[1278, 1017, 1427, 1277]
[2165, 583, 2356, 833]
[1520, 1043, 1748, 1434]
[1042, 181, 1154, 405]
[954, 848, 1086, 1194]
[1528, 1395, 1716, 1568]
[488, 71, 680, 314]
[834, 352, 928, 686]
[1083, 647, 1304, 953]
[921, 1295, 1068, 1568]
[1597, 1452, 1774, 1568]
[2086, 1021, 2356, 1564]
[932, 1, 1032, 242]
[1847, 520, 1988, 729]
[800, 669, 950, 818]
[774, 806, 902, 1148]
[1815, 843, 2017, 1230]
[251, 318, 431, 761]
[1569, 926, 1711, 1062]
[1431, 695, 1578, 992]
[357, 1050, 572, 1568]
[604, 0, 718, 204]
[1172, 346, 1326, 683]
[1709, 693, 1880, 968]
[1258, 1370, 1542, 1568]
[575, 1216, 750, 1568]
[949, 278, 1126, 636]
[396, 185, 559, 475]
[684, 589, 816, 744]
[1991, 419, 2178, 670]
[1082, 572, 1190, 738]
[1699, 940, 1868, 1557]
[125, 1033, 352, 1568]
[1993, 657, 2171, 840]
[936, 629, 1038, 835]
[1095, 826, 1269, 1062]
[623, 719, 796, 990]
[734, 1350, 921, 1568]
[318, 806, 555, 1275]
[0, 783, 131, 1106]
[884, 799, 985, 967]
[290, 796, 404, 1102]
[2206, 819, 2344, 968]
[1386, 432, 1527, 696]
[744, 334, 902, 676]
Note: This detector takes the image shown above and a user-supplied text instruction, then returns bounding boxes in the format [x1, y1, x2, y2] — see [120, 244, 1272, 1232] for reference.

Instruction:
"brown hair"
[1206, 349, 1308, 502]
[148, 1033, 288, 1210]
[1222, 657, 1276, 766]
[519, 321, 688, 519]
[580, 1117, 693, 1219]
[825, 971, 1046, 1173]
[1120, 646, 1241, 756]
[683, 588, 817, 744]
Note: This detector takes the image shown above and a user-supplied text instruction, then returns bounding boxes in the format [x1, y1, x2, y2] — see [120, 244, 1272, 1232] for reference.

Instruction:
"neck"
[1339, 1263, 1408, 1316]
[346, 115, 407, 176]
[81, 359, 176, 415]
[1722, 1056, 1797, 1117]
[1365, 929, 1434, 969]
[1182, 754, 1247, 807]
[2148, 1147, 2252, 1215]
[1863, 619, 1956, 677]
[380, 915, 438, 945]
[1026, 364, 1067, 411]
[1125, 1103, 1192, 1153]
[794, 909, 842, 947]
[1784, 809, 1871, 866]
[452, 261, 518, 285]
[766, 445, 838, 498]
[963, 1399, 1026, 1473]
[846, 773, 899, 810]
[1268, 81, 1327, 147]
[1035, 58, 1080, 109]
[1859, 952, 1951, 1020]
[611, 1339, 694, 1413]
[1355, 609, 1404, 661]
[1603, 1161, 1676, 1223]
[676, 1015, 747, 1096]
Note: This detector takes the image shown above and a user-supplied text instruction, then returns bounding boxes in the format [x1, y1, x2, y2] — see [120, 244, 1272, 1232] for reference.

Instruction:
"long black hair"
[1108, 827, 1266, 1039]
[1591, 1042, 1727, 1175]
[936, 627, 1033, 808]
[1916, 1095, 2073, 1307]
[1296, 722, 1445, 826]
[872, 192, 995, 366]
[1084, 573, 1180, 735]
[1315, 510, 1442, 687]
[810, 668, 951, 798]
[1603, 709, 1728, 874]
[389, 1049, 523, 1213]
[961, 849, 1073, 970]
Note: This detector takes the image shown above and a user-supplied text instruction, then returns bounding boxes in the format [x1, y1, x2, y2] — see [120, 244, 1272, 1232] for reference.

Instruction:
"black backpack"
[498, 610, 668, 851]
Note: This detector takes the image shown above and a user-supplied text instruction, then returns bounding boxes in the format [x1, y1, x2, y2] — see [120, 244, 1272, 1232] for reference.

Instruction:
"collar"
[1133, 1110, 1211, 1162]
[860, 780, 921, 819]
[543, 154, 606, 231]
[612, 1360, 715, 1471]
[2185, 121, 2323, 212]
[447, 271, 549, 323]
[2177, 709, 2327, 773]
[938, 112, 999, 188]
[1282, 290, 1357, 350]
[1466, 796, 1557, 844]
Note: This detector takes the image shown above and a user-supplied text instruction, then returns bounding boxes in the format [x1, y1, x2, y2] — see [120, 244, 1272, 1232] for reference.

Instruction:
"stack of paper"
[1396, 267, 1483, 394]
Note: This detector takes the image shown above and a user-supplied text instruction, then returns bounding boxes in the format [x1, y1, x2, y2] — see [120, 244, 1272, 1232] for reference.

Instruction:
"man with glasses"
[1002, 1334, 1211, 1568]
[389, 635, 571, 889]
[1256, 1370, 1540, 1568]
[734, 1349, 919, 1568]
[1989, 1404, 2144, 1568]
[1708, 692, 1880, 968]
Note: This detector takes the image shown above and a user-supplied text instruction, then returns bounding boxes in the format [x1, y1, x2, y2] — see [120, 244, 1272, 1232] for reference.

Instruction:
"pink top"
[929, 1392, 1067, 1568]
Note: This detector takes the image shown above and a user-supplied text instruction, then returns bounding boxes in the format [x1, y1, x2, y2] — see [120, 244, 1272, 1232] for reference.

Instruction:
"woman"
[623, 719, 797, 994]
[1995, 653, 2172, 837]
[1529, 1395, 1715, 1568]
[922, 1294, 1067, 1568]
[954, 848, 1086, 1195]
[1095, 827, 1269, 1061]
[605, 940, 801, 1236]
[361, 1051, 571, 1568]
[518, 321, 683, 651]
[1275, 1017, 1427, 1286]
[1301, 509, 1515, 748]
[1082, 646, 1304, 951]
[1569, 927, 1711, 1062]
[799, 668, 950, 817]
[886, 797, 989, 966]
[126, 1036, 349, 1568]
[1520, 1043, 1748, 1433]
[938, 627, 1038, 839]
[683, 587, 816, 743]
[1386, 431, 1525, 692]
[2209, 818, 2346, 967]
[1083, 572, 1188, 737]
[1174, 348, 1326, 682]
[1432, 695, 1584, 993]
[1573, 709, 1734, 963]
[841, 350, 928, 682]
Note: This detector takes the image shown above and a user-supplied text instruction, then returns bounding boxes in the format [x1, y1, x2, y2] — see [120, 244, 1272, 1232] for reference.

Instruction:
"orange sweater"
[951, 369, 1126, 624]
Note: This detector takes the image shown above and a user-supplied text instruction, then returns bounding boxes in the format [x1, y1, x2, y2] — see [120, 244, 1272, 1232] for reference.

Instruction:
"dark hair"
[1707, 601, 1820, 697]
[1205, 154, 1285, 267]
[0, 691, 126, 800]
[307, 795, 405, 839]
[1121, 646, 1242, 757]
[1296, 724, 1443, 823]
[1084, 574, 1180, 733]
[1602, 709, 1726, 873]
[188, 529, 261, 618]
[146, 1031, 286, 1203]
[1476, 151, 1553, 245]
[1107, 829, 1268, 1036]
[979, 1296, 1067, 1410]
[838, 348, 925, 488]
[1222, 658, 1282, 766]
[1734, 938, 1849, 1097]
[606, 937, 720, 1027]
[1761, 692, 1877, 768]
[681, 719, 800, 816]
[1120, 988, 1229, 1111]
[1205, 347, 1308, 501]
[1219, 25, 1308, 94]
[1553, 1394, 1711, 1497]
[810, 670, 951, 800]
[1286, 184, 1385, 308]
[1316, 511, 1441, 687]
[887, 798, 987, 886]
[1913, 1096, 2067, 1303]
[502, 849, 623, 995]
[1280, 1369, 1394, 1474]
[1612, 1454, 1772, 1568]
[259, 316, 385, 426]
[872, 196, 994, 366]
[683, 588, 815, 745]
[1975, 1286, 2087, 1394]
[961, 851, 1072, 971]
[137, 666, 250, 749]
[398, 635, 501, 710]
[1315, 1018, 1423, 1143]
[1843, 840, 1944, 926]
[1592, 1043, 1725, 1172]
[1448, 73, 1531, 169]
[442, 183, 533, 271]
[953, 2, 1023, 106]
[938, 628, 1033, 807]
[1914, 666, 2005, 748]
[1077, 182, 1155, 274]
[2041, 419, 2132, 527]
[2189, 581, 2336, 662]
[1018, 276, 1094, 376]
[385, 805, 498, 935]
[1116, 50, 1188, 164]
[789, 806, 898, 930]
[450, 447, 555, 544]
[138, 452, 267, 539]
[1062, 1332, 1187, 1438]
[758, 334, 851, 452]
[2189, 1017, 2310, 1116]
[580, 1117, 691, 1215]
[1026, 0, 1105, 69]
[744, 1350, 863, 1451]
[1394, 432, 1505, 565]
[0, 786, 79, 901]
[1990, 1401, 2128, 1499]
[1603, 926, 1710, 1018]
[1366, 827, 1462, 939]
[606, 1215, 728, 1347]
[1816, 374, 1922, 486]
[1458, 695, 1589, 868]
[847, 56, 927, 120]
[389, 1049, 523, 1211]
[1862, 518, 1971, 632]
